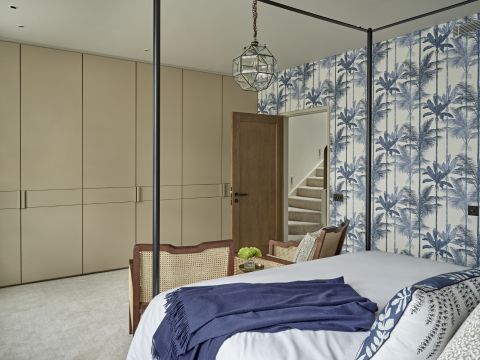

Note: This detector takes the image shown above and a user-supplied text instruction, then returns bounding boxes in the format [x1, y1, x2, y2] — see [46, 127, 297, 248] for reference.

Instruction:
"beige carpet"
[0, 270, 132, 360]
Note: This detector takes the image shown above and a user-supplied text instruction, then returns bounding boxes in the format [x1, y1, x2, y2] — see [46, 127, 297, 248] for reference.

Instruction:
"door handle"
[234, 192, 248, 197]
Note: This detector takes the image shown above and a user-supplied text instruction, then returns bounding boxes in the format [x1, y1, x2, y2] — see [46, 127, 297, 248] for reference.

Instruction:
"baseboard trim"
[0, 267, 129, 289]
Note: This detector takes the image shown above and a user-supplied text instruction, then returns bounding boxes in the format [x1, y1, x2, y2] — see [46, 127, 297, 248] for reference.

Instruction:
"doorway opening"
[283, 107, 330, 241]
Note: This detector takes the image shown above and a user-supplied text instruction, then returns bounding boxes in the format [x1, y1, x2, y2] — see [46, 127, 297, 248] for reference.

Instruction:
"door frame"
[280, 106, 331, 241]
[232, 112, 284, 250]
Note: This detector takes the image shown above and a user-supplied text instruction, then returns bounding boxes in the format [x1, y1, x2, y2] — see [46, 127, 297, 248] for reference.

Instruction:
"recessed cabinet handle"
[135, 186, 141, 203]
[21, 190, 27, 209]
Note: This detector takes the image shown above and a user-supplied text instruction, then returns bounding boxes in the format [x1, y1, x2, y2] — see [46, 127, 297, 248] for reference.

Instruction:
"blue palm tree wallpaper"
[259, 13, 480, 267]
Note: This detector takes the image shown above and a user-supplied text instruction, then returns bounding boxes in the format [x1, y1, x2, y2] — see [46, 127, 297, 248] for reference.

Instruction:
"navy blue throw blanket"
[152, 278, 377, 360]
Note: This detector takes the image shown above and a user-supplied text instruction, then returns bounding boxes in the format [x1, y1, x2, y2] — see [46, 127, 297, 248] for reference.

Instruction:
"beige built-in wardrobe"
[0, 41, 256, 287]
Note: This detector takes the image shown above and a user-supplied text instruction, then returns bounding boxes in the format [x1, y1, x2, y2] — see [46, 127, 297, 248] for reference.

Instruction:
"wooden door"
[221, 77, 257, 240]
[232, 113, 284, 253]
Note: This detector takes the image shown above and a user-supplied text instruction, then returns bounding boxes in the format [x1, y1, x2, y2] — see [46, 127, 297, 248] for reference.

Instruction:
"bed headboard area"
[259, 12, 480, 268]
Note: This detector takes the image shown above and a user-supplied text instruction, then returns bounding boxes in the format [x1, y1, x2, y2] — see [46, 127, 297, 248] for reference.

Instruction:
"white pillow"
[355, 268, 480, 360]
[438, 302, 480, 360]
[293, 233, 317, 262]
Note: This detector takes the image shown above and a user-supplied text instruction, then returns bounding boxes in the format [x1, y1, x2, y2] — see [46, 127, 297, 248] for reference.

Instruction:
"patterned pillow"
[310, 228, 322, 238]
[355, 268, 480, 360]
[437, 302, 480, 360]
[293, 232, 317, 262]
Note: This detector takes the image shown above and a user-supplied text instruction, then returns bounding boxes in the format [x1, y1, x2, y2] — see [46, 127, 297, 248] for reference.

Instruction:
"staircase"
[288, 166, 325, 241]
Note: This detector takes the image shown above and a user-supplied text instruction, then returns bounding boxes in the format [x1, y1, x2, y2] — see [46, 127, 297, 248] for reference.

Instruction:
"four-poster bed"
[135, 0, 480, 359]
[151, 0, 480, 293]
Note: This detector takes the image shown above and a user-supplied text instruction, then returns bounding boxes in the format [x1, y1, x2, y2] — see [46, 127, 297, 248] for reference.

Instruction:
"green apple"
[238, 246, 262, 260]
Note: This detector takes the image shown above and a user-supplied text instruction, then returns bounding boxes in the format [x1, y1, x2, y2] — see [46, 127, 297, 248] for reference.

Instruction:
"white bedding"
[127, 251, 465, 360]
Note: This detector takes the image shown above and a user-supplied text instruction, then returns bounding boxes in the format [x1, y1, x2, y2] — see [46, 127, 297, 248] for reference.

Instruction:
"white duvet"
[127, 251, 465, 360]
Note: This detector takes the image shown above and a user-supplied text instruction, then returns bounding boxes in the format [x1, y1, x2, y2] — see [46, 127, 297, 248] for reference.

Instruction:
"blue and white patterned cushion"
[437, 302, 480, 360]
[293, 232, 317, 262]
[355, 268, 480, 360]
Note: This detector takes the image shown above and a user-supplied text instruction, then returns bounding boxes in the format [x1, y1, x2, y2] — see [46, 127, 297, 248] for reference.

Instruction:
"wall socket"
[333, 193, 344, 202]
[468, 205, 479, 216]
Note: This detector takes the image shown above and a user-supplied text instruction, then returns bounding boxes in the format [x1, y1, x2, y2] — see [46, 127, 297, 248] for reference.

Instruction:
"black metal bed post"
[365, 29, 373, 251]
[152, 0, 161, 297]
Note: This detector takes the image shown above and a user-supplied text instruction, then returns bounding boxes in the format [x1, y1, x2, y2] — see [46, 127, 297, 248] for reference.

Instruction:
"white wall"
[288, 112, 328, 192]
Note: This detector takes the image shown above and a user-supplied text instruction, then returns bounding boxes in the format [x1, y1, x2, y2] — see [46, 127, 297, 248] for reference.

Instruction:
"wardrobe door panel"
[137, 64, 182, 187]
[0, 209, 21, 286]
[22, 205, 82, 283]
[182, 198, 221, 245]
[21, 45, 82, 190]
[83, 202, 135, 273]
[0, 41, 20, 192]
[83, 55, 135, 188]
[136, 200, 181, 246]
[221, 198, 232, 240]
[221, 76, 257, 184]
[183, 70, 222, 185]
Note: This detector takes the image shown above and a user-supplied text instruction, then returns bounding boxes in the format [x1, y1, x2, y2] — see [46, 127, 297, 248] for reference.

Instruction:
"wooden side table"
[234, 255, 291, 275]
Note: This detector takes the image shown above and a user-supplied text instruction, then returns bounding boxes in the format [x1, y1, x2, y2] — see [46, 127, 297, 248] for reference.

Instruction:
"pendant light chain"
[252, 0, 258, 42]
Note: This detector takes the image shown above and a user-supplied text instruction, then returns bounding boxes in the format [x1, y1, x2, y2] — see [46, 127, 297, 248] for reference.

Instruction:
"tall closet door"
[0, 41, 20, 192]
[137, 64, 182, 187]
[83, 202, 135, 273]
[83, 54, 136, 272]
[183, 70, 222, 185]
[21, 45, 82, 190]
[136, 194, 182, 246]
[20, 45, 83, 282]
[181, 70, 222, 245]
[0, 208, 20, 286]
[0, 41, 20, 286]
[136, 64, 182, 245]
[83, 54, 135, 188]
[22, 205, 82, 282]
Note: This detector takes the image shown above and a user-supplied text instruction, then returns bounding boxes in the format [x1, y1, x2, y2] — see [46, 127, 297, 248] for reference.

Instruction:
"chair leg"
[132, 303, 140, 334]
[129, 307, 133, 335]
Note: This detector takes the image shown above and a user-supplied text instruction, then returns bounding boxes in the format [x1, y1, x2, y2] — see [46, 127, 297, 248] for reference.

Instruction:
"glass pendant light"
[233, 0, 277, 91]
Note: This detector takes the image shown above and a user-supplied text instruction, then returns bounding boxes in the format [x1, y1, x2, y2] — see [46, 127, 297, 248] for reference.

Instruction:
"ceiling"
[0, 0, 479, 74]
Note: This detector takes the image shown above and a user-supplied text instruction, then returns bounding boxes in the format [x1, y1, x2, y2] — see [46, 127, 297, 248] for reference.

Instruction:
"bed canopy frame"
[151, 0, 479, 296]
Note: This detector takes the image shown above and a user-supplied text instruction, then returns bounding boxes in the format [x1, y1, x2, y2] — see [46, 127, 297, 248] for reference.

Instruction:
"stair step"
[288, 221, 322, 235]
[288, 196, 322, 211]
[316, 168, 325, 177]
[297, 186, 324, 199]
[307, 176, 324, 187]
[288, 207, 322, 222]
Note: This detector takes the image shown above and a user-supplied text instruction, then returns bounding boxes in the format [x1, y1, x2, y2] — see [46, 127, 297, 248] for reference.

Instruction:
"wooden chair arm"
[260, 254, 294, 266]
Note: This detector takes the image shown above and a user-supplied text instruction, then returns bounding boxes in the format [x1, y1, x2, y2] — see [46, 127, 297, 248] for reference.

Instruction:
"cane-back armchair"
[129, 240, 234, 334]
[234, 221, 349, 274]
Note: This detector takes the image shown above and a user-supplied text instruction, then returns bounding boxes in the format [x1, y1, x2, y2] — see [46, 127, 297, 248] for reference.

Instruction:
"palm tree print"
[257, 13, 480, 265]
